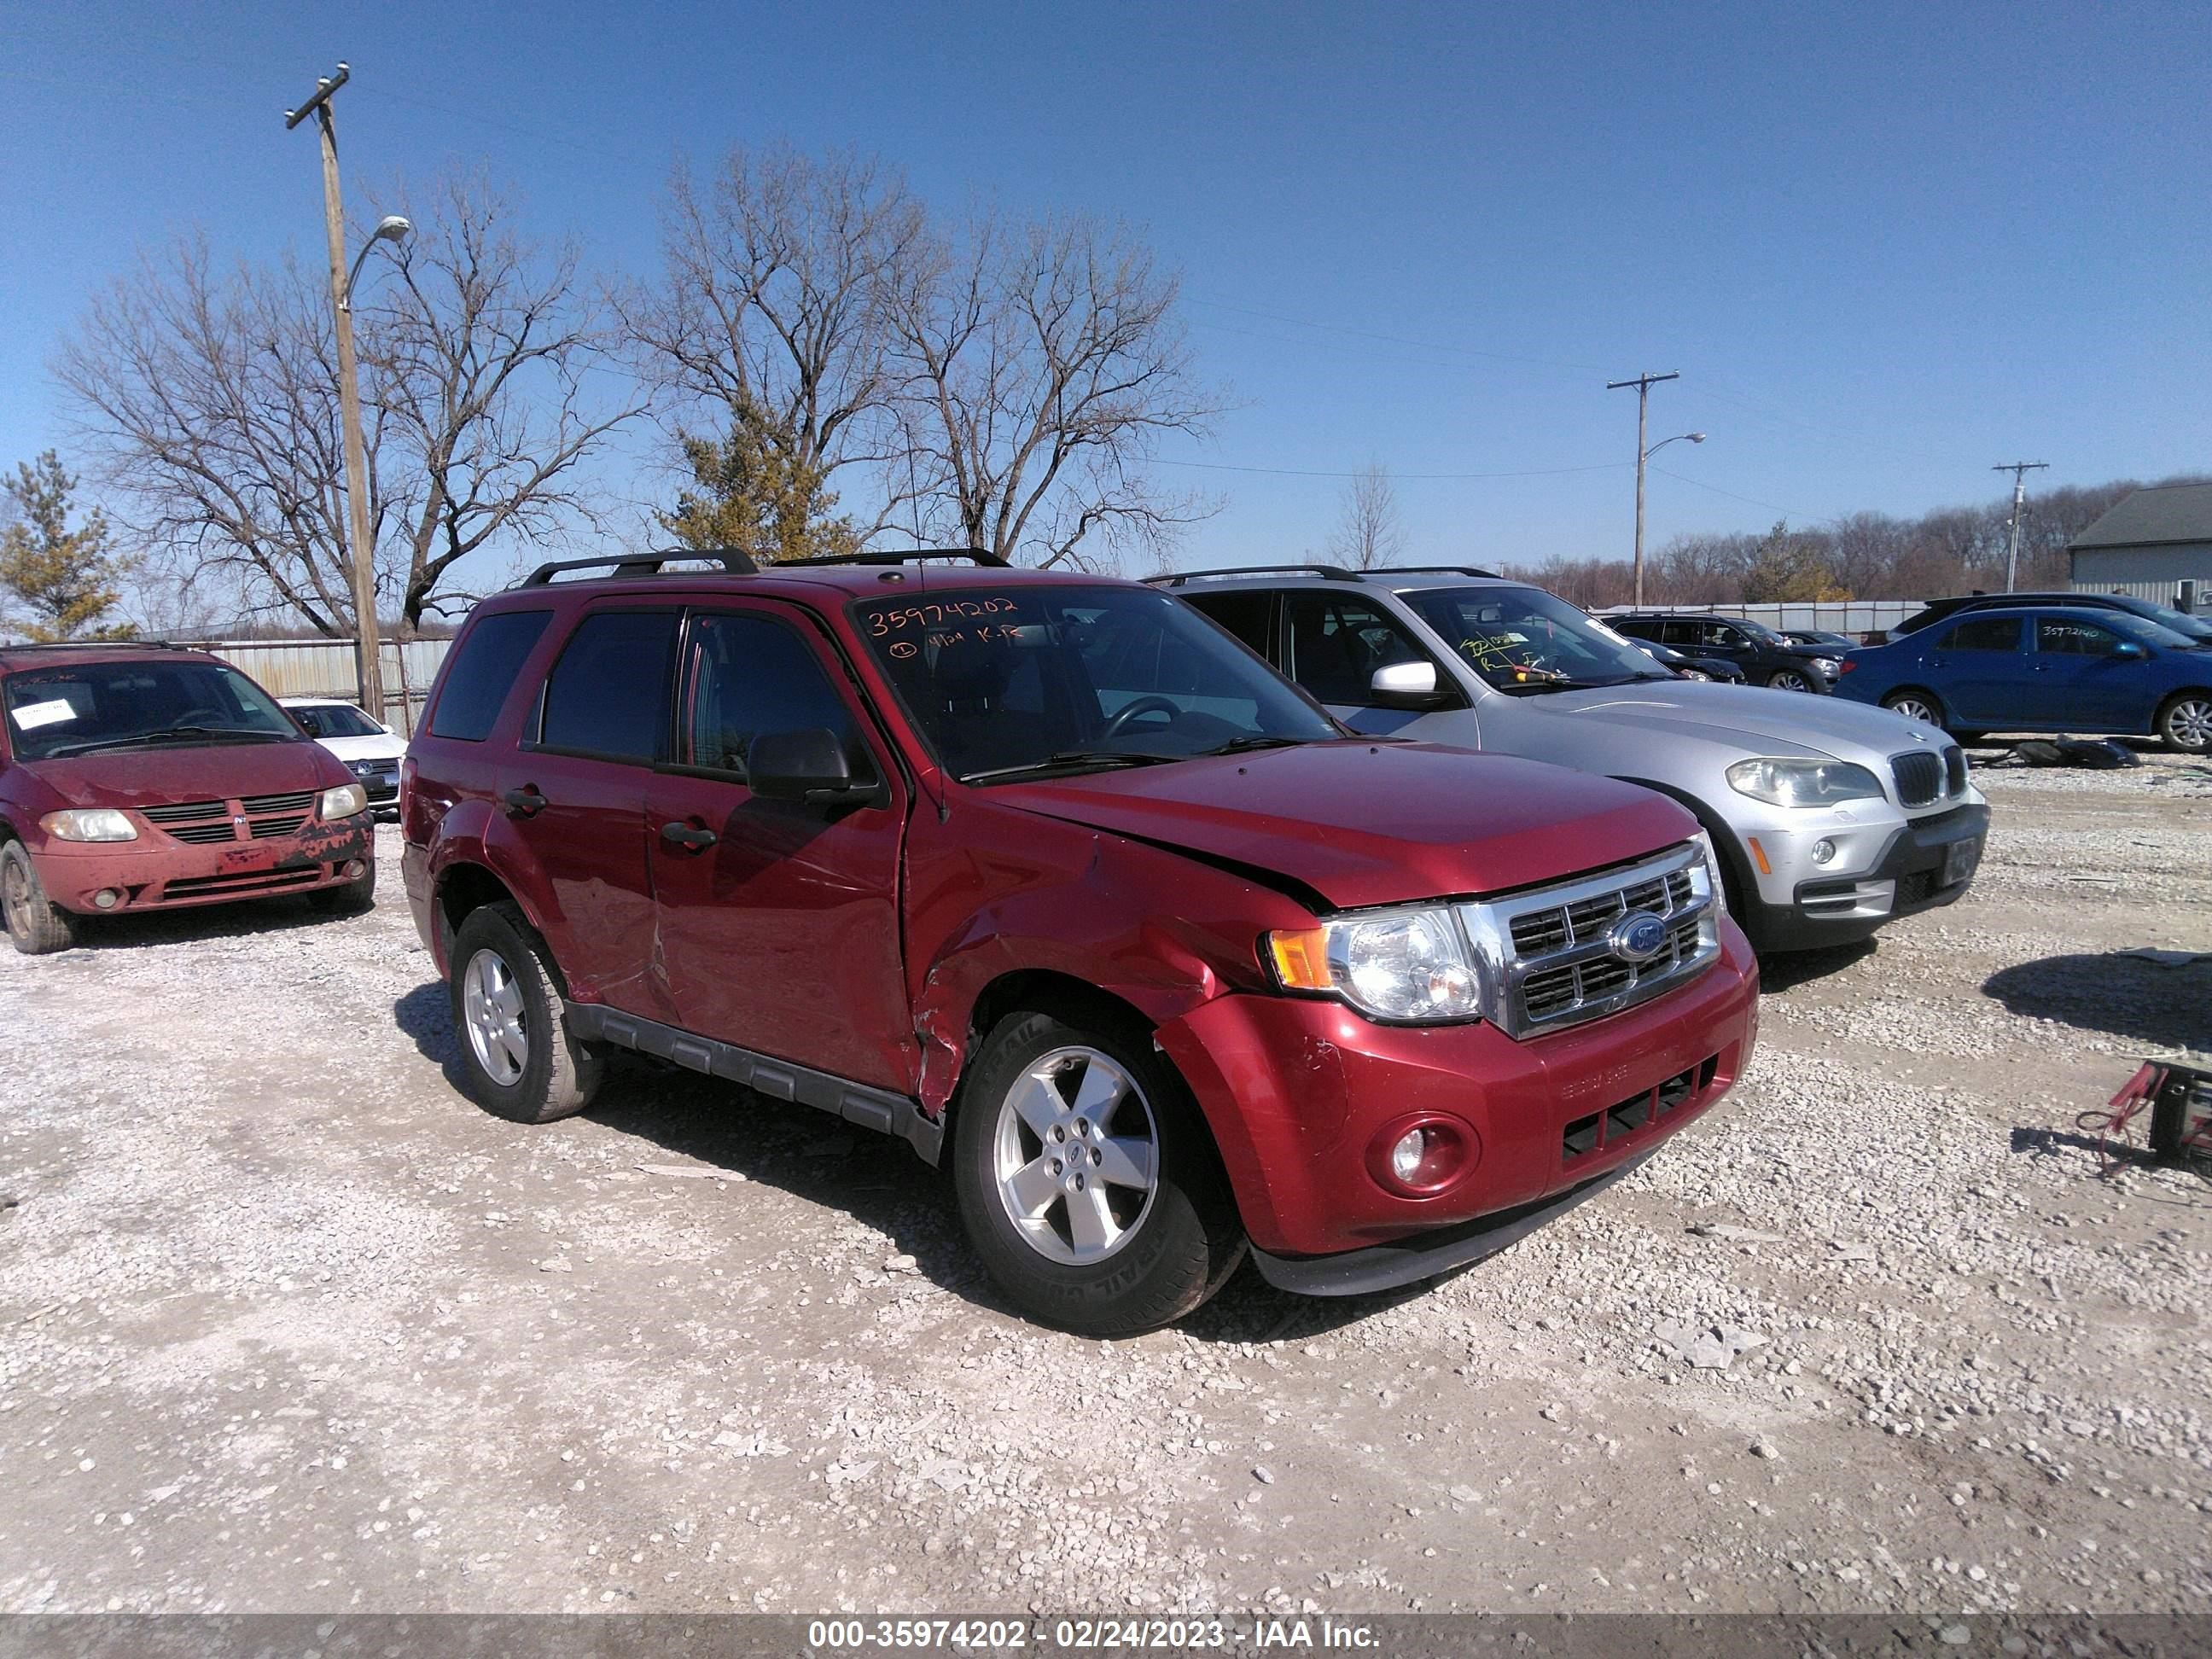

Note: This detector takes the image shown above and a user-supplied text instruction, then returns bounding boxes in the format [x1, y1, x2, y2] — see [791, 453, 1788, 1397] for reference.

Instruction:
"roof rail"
[0, 637, 195, 653]
[1373, 564, 1504, 579]
[1143, 563, 1360, 588]
[782, 546, 1010, 568]
[519, 548, 760, 586]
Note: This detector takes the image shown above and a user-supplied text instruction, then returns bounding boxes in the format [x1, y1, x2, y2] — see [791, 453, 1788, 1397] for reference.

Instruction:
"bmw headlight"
[40, 808, 138, 842]
[1725, 757, 1883, 807]
[318, 783, 369, 821]
[1267, 904, 1488, 1024]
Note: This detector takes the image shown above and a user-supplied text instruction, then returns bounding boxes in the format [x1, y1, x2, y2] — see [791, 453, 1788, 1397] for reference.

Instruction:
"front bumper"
[1153, 922, 1759, 1267]
[30, 819, 374, 914]
[1737, 798, 1988, 952]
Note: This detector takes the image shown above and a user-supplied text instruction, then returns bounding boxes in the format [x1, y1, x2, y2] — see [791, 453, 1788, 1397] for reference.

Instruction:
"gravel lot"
[2, 750, 2207, 1618]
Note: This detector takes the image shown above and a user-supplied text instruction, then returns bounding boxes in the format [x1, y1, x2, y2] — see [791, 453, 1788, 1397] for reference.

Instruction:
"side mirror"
[748, 727, 877, 806]
[1368, 661, 1445, 708]
[2110, 640, 2147, 661]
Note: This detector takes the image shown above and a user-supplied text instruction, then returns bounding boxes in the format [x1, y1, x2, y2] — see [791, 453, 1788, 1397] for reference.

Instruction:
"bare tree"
[375, 174, 638, 626]
[1328, 463, 1407, 570]
[883, 211, 1224, 567]
[616, 145, 924, 548]
[57, 178, 630, 636]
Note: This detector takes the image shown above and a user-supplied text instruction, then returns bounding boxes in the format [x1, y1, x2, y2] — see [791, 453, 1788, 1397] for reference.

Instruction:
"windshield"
[3, 659, 301, 761]
[1399, 586, 1675, 690]
[294, 702, 385, 738]
[2137, 602, 2212, 640]
[2100, 611, 2201, 649]
[853, 585, 1339, 782]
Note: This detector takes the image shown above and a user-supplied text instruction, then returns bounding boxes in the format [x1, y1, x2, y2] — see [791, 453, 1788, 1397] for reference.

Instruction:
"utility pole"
[285, 63, 383, 725]
[1992, 461, 2049, 593]
[1608, 372, 1679, 607]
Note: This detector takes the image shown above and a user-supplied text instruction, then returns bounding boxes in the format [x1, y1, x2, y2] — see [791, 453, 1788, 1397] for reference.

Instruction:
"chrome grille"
[241, 790, 315, 815]
[1460, 841, 1722, 1038]
[1891, 751, 1943, 807]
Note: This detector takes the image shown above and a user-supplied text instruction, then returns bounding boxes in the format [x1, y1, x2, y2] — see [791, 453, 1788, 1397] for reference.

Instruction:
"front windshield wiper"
[961, 749, 1186, 785]
[46, 725, 292, 758]
[1198, 734, 1318, 756]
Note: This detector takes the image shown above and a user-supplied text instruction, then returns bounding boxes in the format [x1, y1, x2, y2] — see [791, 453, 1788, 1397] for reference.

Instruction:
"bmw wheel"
[2157, 692, 2212, 754]
[952, 1010, 1243, 1336]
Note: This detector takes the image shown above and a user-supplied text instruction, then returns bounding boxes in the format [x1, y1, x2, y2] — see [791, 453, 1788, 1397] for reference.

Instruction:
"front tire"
[2157, 693, 2212, 754]
[449, 902, 602, 1124]
[952, 1010, 1244, 1336]
[1, 842, 80, 955]
[1766, 668, 1814, 693]
[307, 862, 377, 916]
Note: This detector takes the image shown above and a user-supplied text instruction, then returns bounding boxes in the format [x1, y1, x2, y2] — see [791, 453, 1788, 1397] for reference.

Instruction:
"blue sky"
[3, 0, 2207, 577]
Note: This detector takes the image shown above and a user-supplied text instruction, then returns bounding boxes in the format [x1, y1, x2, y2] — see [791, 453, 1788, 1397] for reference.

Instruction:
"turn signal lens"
[1267, 928, 1331, 992]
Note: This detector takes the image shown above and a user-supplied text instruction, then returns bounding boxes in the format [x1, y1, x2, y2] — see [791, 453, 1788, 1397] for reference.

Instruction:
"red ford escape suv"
[0, 642, 376, 953]
[402, 550, 1760, 1336]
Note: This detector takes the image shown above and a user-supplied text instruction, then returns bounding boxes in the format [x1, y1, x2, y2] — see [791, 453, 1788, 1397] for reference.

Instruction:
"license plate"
[1941, 836, 1982, 885]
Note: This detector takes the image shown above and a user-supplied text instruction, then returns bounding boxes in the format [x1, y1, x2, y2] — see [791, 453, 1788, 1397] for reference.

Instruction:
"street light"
[1647, 431, 1706, 462]
[1627, 430, 1708, 607]
[344, 215, 411, 310]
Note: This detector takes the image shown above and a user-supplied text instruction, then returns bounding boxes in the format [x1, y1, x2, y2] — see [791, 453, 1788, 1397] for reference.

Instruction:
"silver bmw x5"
[1154, 566, 1990, 953]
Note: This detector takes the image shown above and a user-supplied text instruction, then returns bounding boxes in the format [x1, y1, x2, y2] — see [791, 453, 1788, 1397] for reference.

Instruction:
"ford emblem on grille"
[1608, 911, 1669, 964]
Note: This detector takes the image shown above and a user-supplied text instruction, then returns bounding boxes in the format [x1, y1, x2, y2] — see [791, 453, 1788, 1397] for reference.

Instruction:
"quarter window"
[1941, 616, 2023, 652]
[679, 612, 870, 782]
[537, 610, 678, 762]
[426, 610, 551, 742]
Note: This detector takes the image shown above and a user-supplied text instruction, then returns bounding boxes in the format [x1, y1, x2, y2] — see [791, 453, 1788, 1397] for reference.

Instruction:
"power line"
[1150, 457, 1629, 481]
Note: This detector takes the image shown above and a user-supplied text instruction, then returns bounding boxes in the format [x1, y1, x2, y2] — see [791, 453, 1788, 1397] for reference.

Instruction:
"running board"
[562, 1003, 944, 1166]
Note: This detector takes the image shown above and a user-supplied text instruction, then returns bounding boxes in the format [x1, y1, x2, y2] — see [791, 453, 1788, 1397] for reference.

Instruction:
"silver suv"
[1154, 566, 1990, 953]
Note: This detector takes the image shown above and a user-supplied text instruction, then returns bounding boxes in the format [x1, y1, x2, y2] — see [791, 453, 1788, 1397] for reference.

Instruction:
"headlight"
[1689, 829, 1729, 914]
[318, 783, 369, 821]
[1268, 903, 1487, 1023]
[39, 808, 138, 843]
[1813, 657, 1840, 676]
[1725, 757, 1883, 807]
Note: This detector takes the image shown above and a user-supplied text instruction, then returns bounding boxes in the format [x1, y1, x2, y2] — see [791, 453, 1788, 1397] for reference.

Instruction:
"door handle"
[501, 786, 547, 818]
[660, 820, 719, 852]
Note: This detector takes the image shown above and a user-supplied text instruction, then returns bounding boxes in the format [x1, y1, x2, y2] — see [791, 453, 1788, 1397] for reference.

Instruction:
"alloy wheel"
[1770, 671, 1812, 693]
[1889, 696, 1938, 725]
[991, 1045, 1160, 1266]
[463, 946, 528, 1086]
[2168, 697, 2212, 750]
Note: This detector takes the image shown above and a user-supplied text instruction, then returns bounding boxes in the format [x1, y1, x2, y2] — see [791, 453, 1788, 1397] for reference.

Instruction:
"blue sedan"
[1834, 605, 2212, 753]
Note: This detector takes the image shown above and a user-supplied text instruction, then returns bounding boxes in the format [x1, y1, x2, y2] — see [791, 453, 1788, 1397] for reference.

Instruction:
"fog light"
[1811, 838, 1837, 866]
[341, 859, 366, 879]
[92, 888, 119, 910]
[1390, 1128, 1427, 1183]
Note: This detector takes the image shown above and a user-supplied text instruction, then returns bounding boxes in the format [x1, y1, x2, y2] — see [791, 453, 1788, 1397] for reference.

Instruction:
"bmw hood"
[1528, 680, 1938, 762]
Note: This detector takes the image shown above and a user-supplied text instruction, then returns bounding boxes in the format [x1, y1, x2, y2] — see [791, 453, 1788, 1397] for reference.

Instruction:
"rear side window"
[1184, 591, 1274, 658]
[679, 612, 870, 781]
[428, 611, 552, 741]
[1941, 615, 2022, 652]
[537, 610, 678, 761]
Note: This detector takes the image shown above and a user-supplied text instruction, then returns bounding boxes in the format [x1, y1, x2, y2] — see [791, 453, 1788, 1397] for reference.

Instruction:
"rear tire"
[448, 901, 602, 1124]
[2157, 692, 2212, 754]
[952, 1010, 1245, 1337]
[1882, 689, 1946, 729]
[1, 842, 80, 956]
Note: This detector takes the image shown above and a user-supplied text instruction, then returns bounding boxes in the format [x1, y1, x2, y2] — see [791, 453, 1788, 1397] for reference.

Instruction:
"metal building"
[2068, 482, 2212, 614]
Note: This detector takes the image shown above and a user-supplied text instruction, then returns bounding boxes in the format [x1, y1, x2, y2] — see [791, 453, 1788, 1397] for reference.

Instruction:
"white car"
[280, 697, 406, 812]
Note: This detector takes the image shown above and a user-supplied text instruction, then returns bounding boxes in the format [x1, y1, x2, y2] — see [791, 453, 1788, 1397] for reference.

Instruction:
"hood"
[24, 739, 346, 810]
[313, 733, 408, 765]
[986, 741, 1697, 911]
[1523, 680, 1939, 761]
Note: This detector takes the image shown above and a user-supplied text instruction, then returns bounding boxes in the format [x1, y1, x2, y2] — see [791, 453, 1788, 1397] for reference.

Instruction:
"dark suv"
[401, 550, 1759, 1336]
[1608, 613, 1842, 692]
[0, 642, 375, 952]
